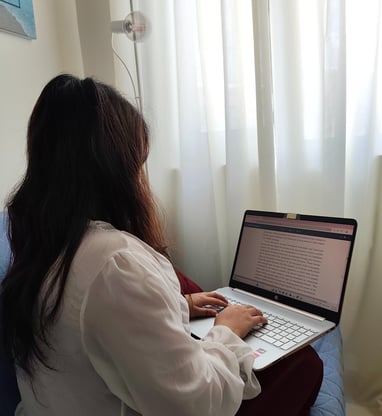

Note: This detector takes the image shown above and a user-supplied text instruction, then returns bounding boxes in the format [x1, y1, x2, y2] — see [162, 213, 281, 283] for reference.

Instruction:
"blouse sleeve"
[80, 249, 261, 416]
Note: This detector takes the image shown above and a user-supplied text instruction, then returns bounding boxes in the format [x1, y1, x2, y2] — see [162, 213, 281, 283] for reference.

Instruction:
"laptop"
[190, 210, 357, 371]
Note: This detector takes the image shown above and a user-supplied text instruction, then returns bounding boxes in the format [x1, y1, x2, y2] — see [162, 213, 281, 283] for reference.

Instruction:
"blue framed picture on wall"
[0, 0, 36, 39]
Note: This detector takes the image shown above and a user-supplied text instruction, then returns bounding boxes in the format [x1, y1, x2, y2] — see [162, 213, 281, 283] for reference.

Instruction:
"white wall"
[0, 0, 135, 209]
[0, 0, 83, 208]
[75, 0, 116, 86]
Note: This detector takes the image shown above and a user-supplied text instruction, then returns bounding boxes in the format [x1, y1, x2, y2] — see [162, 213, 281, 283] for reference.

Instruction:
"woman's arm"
[80, 249, 260, 416]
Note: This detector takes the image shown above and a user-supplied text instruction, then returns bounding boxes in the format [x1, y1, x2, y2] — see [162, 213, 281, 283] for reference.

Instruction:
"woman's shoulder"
[68, 222, 180, 314]
[78, 221, 152, 259]
[72, 222, 146, 275]
[64, 221, 178, 319]
[71, 221, 174, 288]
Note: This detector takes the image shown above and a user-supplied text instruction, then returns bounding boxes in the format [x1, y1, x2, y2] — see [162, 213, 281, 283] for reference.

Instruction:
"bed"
[0, 211, 345, 415]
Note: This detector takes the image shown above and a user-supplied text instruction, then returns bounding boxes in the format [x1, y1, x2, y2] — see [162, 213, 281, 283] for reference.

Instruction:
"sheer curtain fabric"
[112, 0, 382, 411]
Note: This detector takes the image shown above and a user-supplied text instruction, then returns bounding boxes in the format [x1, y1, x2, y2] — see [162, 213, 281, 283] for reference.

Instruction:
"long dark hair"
[1, 74, 168, 377]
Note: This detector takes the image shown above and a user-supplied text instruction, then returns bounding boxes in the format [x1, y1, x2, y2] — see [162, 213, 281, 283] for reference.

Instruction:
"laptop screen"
[230, 211, 357, 320]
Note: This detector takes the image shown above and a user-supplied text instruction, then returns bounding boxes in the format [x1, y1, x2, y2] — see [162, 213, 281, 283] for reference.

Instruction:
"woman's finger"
[208, 292, 228, 302]
[252, 315, 268, 325]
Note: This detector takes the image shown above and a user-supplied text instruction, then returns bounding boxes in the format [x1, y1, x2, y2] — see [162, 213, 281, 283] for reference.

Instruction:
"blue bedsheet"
[0, 212, 10, 279]
[310, 326, 345, 416]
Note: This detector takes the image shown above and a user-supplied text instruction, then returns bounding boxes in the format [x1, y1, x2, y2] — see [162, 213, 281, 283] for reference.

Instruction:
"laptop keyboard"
[226, 297, 318, 350]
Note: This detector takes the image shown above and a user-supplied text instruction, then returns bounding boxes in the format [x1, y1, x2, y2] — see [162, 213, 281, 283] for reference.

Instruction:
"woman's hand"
[214, 304, 268, 339]
[185, 292, 228, 319]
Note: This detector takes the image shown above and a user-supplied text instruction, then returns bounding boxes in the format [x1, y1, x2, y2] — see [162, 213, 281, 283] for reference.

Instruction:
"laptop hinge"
[233, 288, 326, 321]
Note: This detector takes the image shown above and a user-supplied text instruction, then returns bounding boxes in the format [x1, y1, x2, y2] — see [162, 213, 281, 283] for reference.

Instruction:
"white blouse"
[16, 221, 261, 416]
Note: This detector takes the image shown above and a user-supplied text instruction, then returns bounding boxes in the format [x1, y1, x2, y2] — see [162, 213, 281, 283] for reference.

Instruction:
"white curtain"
[134, 0, 262, 289]
[112, 0, 382, 410]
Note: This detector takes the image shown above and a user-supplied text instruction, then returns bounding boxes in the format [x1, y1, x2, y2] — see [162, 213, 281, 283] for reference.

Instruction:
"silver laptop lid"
[229, 210, 357, 324]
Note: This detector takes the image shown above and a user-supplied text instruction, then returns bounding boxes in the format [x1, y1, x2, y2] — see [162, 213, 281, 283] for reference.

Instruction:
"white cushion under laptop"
[190, 210, 357, 371]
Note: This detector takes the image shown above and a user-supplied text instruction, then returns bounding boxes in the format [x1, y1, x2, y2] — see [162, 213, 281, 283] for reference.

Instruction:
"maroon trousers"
[236, 346, 323, 416]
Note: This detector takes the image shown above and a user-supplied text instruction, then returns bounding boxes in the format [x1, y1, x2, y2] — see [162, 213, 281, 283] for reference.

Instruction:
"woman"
[1, 74, 322, 415]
